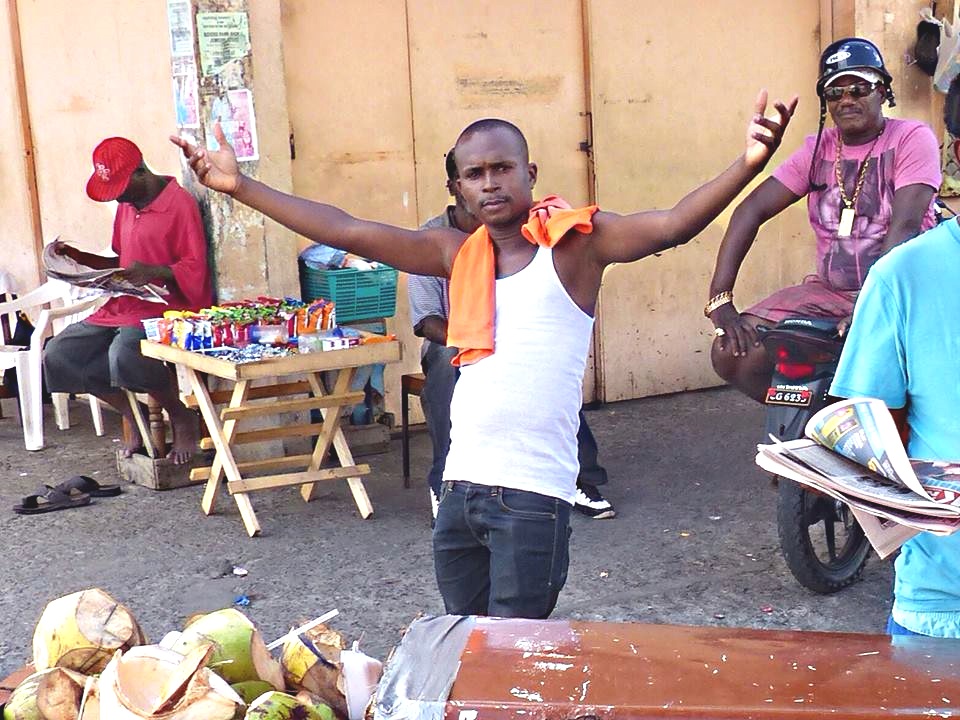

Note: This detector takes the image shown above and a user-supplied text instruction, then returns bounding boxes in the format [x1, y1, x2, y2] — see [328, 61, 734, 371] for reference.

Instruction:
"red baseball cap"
[85, 137, 143, 202]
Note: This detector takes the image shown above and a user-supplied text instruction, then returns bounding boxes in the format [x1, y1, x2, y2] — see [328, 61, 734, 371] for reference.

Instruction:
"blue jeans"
[577, 410, 607, 486]
[433, 480, 571, 618]
[420, 343, 459, 498]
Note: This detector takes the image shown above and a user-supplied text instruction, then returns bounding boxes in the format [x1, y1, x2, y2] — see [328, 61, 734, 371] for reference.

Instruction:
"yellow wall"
[15, 1, 178, 258]
[3, 0, 951, 406]
[1, 1, 44, 293]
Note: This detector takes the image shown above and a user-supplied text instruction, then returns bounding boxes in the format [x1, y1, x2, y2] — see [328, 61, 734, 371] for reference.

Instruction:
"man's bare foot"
[167, 407, 199, 465]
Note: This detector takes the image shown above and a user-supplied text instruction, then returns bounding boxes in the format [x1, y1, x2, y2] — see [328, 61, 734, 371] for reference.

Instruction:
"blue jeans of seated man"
[433, 480, 572, 618]
[420, 342, 459, 498]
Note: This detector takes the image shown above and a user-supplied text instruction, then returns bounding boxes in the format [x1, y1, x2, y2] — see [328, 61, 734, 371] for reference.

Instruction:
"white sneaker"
[574, 483, 616, 519]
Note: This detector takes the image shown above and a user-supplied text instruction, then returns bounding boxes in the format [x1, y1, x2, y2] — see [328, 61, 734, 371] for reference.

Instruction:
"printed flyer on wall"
[209, 89, 259, 162]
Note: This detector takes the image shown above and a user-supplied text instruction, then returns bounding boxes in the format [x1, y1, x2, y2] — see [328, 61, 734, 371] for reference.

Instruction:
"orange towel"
[447, 195, 598, 366]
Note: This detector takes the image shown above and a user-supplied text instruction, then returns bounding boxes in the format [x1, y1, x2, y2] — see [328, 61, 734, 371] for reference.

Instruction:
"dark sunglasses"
[823, 81, 880, 101]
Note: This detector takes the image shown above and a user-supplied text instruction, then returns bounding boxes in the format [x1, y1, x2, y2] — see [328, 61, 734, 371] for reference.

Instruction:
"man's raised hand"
[169, 122, 241, 195]
[743, 90, 799, 171]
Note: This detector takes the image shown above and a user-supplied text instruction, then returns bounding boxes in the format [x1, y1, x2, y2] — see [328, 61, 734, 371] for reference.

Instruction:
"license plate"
[765, 386, 812, 407]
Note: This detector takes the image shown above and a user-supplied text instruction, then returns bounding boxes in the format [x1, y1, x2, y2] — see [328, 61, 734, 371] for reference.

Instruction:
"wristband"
[703, 291, 733, 318]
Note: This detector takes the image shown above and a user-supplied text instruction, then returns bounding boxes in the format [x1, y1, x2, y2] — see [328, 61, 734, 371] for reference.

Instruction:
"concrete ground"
[0, 387, 893, 677]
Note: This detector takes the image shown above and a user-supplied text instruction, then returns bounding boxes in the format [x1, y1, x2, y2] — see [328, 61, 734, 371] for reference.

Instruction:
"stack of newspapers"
[43, 240, 168, 303]
[756, 396, 960, 558]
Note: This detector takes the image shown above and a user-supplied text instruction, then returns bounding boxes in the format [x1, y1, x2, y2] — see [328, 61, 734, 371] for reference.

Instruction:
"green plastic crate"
[298, 259, 398, 323]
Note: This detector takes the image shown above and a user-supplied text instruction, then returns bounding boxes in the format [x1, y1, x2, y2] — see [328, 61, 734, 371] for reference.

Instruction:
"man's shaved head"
[454, 118, 529, 165]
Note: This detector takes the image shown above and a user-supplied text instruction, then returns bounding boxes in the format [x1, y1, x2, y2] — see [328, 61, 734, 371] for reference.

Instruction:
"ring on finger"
[714, 327, 726, 337]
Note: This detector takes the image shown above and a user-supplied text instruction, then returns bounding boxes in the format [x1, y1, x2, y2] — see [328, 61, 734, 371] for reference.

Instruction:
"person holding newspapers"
[830, 200, 960, 637]
[43, 137, 211, 465]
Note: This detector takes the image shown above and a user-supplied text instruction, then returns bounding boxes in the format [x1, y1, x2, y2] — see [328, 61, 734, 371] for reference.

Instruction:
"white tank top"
[442, 246, 594, 504]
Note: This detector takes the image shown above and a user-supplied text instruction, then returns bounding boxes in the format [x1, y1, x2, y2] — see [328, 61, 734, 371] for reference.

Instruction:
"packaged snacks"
[142, 296, 362, 359]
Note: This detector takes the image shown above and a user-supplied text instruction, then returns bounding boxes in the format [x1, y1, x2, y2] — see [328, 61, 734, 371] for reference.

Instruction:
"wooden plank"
[140, 338, 401, 380]
[7, 0, 44, 285]
[305, 372, 374, 517]
[227, 464, 371, 494]
[204, 379, 250, 514]
[219, 391, 364, 420]
[301, 369, 352, 502]
[234, 340, 401, 379]
[139, 341, 240, 379]
[200, 420, 330, 449]
[191, 453, 316, 481]
[183, 380, 311, 408]
[125, 390, 156, 459]
[187, 370, 261, 536]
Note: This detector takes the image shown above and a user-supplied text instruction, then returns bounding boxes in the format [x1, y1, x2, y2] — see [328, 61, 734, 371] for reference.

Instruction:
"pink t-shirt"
[773, 118, 941, 291]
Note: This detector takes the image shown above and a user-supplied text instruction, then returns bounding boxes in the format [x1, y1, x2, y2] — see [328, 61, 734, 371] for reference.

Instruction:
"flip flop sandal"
[55, 475, 122, 498]
[13, 486, 91, 515]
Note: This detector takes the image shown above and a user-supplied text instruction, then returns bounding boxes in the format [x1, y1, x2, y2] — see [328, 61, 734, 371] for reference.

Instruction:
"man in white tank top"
[410, 150, 616, 522]
[173, 90, 798, 619]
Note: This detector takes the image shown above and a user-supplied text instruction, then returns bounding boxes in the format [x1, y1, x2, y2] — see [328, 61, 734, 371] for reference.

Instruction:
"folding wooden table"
[140, 338, 401, 537]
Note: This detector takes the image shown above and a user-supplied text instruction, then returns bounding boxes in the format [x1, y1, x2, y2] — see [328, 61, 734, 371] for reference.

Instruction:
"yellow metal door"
[282, 1, 597, 403]
[586, 0, 821, 401]
[405, 0, 595, 397]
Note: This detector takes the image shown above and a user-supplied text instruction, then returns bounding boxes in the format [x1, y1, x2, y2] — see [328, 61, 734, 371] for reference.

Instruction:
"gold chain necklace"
[834, 124, 884, 237]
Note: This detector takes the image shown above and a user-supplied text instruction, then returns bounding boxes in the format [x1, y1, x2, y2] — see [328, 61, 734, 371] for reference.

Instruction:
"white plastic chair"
[0, 279, 106, 450]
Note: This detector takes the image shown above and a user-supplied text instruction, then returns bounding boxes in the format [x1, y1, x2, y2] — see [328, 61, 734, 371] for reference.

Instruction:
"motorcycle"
[758, 317, 871, 593]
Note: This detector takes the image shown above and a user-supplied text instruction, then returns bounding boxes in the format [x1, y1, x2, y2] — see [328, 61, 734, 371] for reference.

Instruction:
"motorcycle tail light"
[773, 345, 836, 365]
[775, 361, 816, 380]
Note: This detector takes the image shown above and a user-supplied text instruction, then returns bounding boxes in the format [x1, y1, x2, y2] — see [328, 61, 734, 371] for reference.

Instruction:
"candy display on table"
[141, 297, 385, 363]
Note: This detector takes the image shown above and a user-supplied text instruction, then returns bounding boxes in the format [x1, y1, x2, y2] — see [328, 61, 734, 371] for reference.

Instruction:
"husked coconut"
[172, 609, 283, 690]
[97, 645, 244, 720]
[77, 675, 99, 720]
[243, 691, 334, 720]
[33, 589, 146, 674]
[2, 667, 87, 720]
[280, 624, 348, 719]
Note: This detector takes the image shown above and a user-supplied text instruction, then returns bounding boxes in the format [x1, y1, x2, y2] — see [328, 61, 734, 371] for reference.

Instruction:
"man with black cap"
[705, 37, 942, 402]
[43, 137, 211, 463]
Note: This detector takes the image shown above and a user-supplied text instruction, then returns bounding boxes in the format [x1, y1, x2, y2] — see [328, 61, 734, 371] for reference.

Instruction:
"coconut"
[280, 624, 347, 719]
[77, 676, 99, 720]
[171, 609, 283, 690]
[243, 691, 334, 720]
[97, 644, 243, 720]
[2, 667, 87, 720]
[32, 589, 146, 674]
[231, 681, 277, 705]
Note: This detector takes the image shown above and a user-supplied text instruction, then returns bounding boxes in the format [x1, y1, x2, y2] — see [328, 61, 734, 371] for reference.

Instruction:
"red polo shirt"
[87, 178, 212, 328]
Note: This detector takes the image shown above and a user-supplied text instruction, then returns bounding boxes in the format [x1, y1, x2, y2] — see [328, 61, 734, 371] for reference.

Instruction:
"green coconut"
[172, 608, 283, 690]
[243, 691, 334, 720]
[231, 681, 277, 705]
[2, 667, 87, 720]
[32, 589, 146, 674]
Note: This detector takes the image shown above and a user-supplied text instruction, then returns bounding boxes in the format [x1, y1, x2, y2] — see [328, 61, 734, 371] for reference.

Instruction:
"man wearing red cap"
[43, 137, 212, 464]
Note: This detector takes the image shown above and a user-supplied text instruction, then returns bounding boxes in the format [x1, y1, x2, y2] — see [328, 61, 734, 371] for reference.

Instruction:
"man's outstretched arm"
[589, 91, 799, 266]
[171, 125, 461, 278]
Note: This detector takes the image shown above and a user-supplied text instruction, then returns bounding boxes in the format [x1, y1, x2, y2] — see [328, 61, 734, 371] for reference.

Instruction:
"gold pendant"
[838, 207, 855, 238]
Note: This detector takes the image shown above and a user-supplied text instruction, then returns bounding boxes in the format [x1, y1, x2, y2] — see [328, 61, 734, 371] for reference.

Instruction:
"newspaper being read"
[756, 397, 960, 558]
[43, 240, 168, 304]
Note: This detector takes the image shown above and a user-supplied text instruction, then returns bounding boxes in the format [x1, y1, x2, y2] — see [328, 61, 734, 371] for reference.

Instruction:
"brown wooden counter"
[375, 616, 960, 720]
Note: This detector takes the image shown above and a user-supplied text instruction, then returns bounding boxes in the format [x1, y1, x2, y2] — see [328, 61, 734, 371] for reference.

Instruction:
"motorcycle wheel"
[776, 478, 870, 593]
